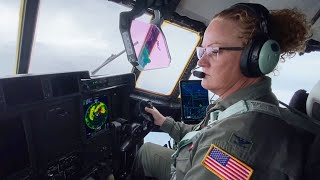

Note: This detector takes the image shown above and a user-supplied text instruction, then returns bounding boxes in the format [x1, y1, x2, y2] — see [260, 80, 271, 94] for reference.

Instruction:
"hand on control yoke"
[145, 106, 166, 126]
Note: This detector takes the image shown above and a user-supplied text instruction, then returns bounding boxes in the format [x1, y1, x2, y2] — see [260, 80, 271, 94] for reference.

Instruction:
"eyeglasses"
[196, 46, 244, 59]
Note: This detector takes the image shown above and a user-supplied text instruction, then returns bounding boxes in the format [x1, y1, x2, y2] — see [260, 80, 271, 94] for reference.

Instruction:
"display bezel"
[81, 90, 112, 142]
[179, 80, 209, 123]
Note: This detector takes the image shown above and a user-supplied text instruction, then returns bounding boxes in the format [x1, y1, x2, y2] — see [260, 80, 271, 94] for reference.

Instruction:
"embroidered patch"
[201, 144, 253, 180]
[229, 133, 253, 152]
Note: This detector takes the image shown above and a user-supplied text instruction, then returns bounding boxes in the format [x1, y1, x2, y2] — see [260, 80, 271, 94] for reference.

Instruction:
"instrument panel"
[0, 71, 137, 179]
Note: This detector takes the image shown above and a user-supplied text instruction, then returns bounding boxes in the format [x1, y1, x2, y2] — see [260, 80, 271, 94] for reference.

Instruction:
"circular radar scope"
[85, 102, 108, 129]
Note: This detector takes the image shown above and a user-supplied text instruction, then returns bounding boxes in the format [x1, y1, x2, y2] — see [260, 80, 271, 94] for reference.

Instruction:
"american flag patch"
[201, 144, 253, 180]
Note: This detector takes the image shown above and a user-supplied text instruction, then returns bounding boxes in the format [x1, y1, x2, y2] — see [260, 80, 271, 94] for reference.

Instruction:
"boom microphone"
[191, 67, 205, 78]
[193, 71, 205, 78]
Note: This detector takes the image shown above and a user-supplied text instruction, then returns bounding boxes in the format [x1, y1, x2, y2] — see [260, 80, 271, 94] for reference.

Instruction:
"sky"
[0, 0, 319, 146]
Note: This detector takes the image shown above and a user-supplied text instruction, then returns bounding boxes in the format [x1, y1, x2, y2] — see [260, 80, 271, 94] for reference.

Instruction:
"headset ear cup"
[240, 43, 252, 77]
[258, 40, 280, 74]
[240, 39, 264, 77]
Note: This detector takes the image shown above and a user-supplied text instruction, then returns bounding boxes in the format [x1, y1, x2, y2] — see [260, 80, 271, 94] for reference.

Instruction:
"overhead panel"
[175, 0, 320, 41]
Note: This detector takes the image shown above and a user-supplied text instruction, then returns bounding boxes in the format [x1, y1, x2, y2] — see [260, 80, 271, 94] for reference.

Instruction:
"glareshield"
[130, 20, 171, 70]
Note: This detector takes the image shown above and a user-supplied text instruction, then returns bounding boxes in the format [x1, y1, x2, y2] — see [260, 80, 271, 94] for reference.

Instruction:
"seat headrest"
[289, 89, 309, 114]
[306, 81, 320, 120]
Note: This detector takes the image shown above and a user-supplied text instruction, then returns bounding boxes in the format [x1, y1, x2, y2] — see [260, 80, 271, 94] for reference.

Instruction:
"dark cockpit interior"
[0, 71, 154, 179]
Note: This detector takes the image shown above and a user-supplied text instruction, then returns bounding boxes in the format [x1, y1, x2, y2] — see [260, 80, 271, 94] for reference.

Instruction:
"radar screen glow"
[85, 102, 108, 129]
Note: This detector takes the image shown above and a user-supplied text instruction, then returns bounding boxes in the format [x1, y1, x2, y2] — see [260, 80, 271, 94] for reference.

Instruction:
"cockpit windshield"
[0, 0, 20, 76]
[25, 0, 200, 96]
[29, 0, 143, 76]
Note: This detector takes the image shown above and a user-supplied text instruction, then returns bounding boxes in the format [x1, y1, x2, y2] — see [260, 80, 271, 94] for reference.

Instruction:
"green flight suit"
[134, 77, 312, 180]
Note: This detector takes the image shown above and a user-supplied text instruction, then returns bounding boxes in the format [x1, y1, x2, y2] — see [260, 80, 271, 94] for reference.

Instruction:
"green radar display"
[85, 101, 108, 129]
[83, 96, 109, 137]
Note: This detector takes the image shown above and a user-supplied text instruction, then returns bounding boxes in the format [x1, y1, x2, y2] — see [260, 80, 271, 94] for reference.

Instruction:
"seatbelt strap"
[208, 100, 281, 126]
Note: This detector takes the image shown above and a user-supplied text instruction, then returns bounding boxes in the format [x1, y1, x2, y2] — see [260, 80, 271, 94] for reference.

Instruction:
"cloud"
[35, 11, 110, 53]
[0, 2, 20, 42]
[144, 132, 172, 146]
[270, 52, 320, 103]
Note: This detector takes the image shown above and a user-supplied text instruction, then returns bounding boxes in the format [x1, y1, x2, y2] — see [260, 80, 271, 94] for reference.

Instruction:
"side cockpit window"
[136, 22, 200, 95]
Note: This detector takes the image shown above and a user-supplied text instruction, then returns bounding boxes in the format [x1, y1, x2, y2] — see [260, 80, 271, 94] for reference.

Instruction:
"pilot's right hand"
[145, 106, 166, 126]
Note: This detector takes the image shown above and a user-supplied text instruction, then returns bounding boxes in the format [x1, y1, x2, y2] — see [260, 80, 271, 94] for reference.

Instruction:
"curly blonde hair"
[214, 6, 311, 59]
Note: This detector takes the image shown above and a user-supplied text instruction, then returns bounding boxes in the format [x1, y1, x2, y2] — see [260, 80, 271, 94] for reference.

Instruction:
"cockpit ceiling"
[176, 0, 320, 42]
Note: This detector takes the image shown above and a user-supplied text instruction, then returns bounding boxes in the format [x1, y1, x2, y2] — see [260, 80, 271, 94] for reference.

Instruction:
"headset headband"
[230, 3, 270, 36]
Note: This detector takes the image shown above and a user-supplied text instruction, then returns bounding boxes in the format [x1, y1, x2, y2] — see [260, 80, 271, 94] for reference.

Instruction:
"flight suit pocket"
[175, 146, 192, 180]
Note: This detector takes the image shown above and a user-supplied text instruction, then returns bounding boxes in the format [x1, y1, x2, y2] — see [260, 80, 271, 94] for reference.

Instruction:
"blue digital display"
[180, 80, 209, 122]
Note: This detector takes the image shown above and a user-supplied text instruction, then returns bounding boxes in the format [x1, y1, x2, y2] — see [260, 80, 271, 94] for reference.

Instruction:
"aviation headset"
[229, 3, 281, 77]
